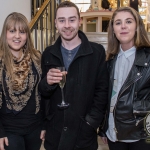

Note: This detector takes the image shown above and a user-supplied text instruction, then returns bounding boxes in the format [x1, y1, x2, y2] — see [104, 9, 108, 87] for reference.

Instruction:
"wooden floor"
[40, 136, 109, 150]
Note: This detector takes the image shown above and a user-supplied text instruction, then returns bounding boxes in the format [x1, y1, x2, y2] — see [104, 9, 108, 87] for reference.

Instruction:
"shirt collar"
[118, 45, 136, 58]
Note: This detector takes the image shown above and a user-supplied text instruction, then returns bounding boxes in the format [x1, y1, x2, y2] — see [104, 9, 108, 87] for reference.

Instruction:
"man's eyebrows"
[58, 17, 65, 19]
[69, 16, 77, 19]
[58, 16, 77, 19]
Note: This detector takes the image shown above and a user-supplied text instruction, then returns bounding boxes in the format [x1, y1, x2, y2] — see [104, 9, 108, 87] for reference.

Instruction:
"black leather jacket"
[99, 47, 150, 140]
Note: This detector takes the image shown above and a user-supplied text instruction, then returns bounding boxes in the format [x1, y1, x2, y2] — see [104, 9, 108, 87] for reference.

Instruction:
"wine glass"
[56, 67, 69, 109]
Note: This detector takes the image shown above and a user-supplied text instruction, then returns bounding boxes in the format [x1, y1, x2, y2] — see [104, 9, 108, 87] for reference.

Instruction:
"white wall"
[0, 0, 31, 34]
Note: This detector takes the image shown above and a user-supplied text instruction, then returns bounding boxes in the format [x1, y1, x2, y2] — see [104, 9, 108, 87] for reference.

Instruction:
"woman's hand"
[40, 130, 46, 141]
[0, 137, 9, 150]
[101, 137, 108, 144]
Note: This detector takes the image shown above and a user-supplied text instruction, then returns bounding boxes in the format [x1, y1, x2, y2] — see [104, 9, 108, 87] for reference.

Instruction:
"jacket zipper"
[133, 110, 150, 114]
[135, 117, 146, 126]
[113, 75, 142, 138]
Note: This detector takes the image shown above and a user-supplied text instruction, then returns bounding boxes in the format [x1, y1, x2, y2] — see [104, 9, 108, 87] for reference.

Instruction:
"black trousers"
[4, 125, 42, 150]
[108, 139, 150, 150]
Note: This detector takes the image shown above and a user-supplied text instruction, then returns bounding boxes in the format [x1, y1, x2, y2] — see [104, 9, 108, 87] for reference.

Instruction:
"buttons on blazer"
[144, 63, 148, 66]
[137, 73, 140, 76]
[110, 106, 114, 113]
[63, 127, 68, 131]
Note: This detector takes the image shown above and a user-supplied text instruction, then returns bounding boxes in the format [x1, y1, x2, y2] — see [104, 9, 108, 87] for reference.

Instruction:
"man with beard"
[39, 1, 108, 150]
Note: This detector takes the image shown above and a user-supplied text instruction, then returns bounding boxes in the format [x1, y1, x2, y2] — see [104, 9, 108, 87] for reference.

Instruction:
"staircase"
[29, 1, 150, 52]
[29, 0, 56, 52]
[85, 32, 150, 51]
[85, 32, 108, 50]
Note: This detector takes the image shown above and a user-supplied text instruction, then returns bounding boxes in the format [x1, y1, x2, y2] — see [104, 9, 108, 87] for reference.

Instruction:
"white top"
[106, 46, 137, 142]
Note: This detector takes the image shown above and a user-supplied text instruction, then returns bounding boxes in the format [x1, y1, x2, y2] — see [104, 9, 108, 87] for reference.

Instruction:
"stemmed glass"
[56, 67, 69, 109]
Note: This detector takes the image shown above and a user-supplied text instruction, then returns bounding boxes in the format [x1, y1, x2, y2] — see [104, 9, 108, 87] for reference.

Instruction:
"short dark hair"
[55, 1, 80, 18]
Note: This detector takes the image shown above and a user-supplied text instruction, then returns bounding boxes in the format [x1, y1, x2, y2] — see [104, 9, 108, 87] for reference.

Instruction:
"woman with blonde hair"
[0, 12, 42, 150]
[99, 7, 150, 150]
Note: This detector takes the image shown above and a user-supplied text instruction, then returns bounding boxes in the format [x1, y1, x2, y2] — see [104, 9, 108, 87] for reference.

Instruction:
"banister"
[29, 0, 50, 31]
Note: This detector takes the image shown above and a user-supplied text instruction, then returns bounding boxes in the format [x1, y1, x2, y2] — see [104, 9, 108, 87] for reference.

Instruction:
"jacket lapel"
[50, 36, 64, 65]
[107, 56, 117, 101]
[118, 49, 148, 98]
[74, 30, 93, 60]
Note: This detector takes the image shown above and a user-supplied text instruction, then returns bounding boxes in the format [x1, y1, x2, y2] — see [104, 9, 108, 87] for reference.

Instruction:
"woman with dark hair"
[0, 12, 42, 150]
[99, 6, 150, 150]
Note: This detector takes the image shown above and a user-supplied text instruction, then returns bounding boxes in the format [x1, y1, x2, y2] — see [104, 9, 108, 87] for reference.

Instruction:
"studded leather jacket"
[99, 47, 150, 140]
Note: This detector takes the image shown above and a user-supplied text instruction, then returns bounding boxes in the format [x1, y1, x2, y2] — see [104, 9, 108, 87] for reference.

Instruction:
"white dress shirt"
[106, 46, 137, 142]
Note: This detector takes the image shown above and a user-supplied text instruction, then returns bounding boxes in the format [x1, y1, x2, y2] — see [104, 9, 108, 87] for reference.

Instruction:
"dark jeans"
[45, 139, 97, 150]
[108, 138, 150, 150]
[4, 126, 42, 150]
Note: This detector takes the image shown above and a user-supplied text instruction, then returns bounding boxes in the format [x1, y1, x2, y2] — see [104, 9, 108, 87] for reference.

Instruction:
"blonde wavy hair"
[0, 12, 41, 79]
[106, 7, 150, 61]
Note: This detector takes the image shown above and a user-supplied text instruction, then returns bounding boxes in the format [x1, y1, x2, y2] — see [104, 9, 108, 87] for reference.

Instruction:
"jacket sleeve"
[38, 49, 57, 98]
[85, 45, 109, 130]
[97, 117, 107, 137]
[0, 121, 6, 138]
[98, 129, 107, 137]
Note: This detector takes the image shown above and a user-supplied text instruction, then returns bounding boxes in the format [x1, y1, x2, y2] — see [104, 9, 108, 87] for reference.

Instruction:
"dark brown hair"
[55, 1, 80, 18]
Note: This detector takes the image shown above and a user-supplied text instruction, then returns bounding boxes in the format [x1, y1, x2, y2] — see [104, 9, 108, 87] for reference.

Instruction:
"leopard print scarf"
[0, 52, 41, 114]
[11, 52, 31, 92]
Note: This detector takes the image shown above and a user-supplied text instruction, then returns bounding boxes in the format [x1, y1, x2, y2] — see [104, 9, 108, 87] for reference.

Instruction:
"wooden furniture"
[80, 10, 113, 32]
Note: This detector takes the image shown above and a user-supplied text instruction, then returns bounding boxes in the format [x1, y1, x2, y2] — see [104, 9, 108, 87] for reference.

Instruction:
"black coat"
[99, 47, 150, 140]
[39, 31, 108, 150]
